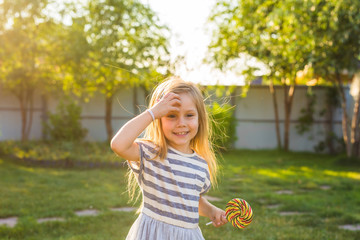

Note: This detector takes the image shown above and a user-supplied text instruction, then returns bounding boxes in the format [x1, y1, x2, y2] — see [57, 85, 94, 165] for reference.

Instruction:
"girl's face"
[160, 92, 199, 154]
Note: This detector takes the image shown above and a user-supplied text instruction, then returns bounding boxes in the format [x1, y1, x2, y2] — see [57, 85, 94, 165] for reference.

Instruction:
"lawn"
[0, 148, 360, 239]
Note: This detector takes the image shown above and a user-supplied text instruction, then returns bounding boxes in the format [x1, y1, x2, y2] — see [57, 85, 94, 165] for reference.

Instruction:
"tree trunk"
[41, 94, 48, 140]
[105, 95, 113, 143]
[14, 83, 35, 142]
[19, 92, 27, 142]
[269, 80, 282, 149]
[336, 74, 351, 157]
[325, 88, 335, 154]
[25, 89, 34, 141]
[283, 82, 295, 151]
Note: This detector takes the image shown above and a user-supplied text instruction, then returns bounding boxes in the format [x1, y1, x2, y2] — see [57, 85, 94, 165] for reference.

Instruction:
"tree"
[309, 0, 360, 158]
[0, 0, 59, 141]
[63, 0, 170, 142]
[208, 0, 313, 151]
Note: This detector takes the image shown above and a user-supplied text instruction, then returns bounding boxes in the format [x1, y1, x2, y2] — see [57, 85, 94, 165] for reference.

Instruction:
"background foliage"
[44, 98, 88, 142]
[208, 102, 237, 151]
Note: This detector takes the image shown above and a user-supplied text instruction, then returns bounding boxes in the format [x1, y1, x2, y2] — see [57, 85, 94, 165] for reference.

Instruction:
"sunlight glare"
[323, 170, 360, 180]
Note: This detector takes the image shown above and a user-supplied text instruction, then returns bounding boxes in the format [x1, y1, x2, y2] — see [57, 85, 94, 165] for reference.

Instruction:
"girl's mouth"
[173, 131, 189, 136]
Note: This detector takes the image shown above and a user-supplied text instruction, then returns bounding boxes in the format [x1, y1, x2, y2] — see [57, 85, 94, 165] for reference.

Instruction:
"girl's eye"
[187, 114, 194, 117]
[168, 114, 176, 118]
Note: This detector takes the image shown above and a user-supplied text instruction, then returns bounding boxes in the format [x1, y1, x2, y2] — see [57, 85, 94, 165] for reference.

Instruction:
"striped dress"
[126, 140, 211, 240]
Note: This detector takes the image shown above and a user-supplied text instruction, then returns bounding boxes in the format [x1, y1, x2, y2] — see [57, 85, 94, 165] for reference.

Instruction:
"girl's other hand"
[150, 92, 181, 119]
[211, 207, 228, 227]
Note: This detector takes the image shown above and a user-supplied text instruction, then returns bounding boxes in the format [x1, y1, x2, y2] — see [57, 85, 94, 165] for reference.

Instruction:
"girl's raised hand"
[150, 92, 181, 119]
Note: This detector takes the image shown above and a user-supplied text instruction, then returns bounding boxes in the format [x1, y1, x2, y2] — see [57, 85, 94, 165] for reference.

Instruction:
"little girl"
[111, 77, 227, 240]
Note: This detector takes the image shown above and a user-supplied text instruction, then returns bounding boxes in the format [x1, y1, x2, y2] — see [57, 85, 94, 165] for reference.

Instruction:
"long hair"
[127, 76, 218, 202]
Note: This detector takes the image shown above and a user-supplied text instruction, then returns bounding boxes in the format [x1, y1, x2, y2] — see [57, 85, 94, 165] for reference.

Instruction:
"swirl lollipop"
[225, 198, 253, 229]
[206, 198, 253, 229]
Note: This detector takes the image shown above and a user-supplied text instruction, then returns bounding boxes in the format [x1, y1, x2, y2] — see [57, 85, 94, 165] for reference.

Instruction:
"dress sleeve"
[200, 166, 211, 195]
[126, 142, 143, 186]
[127, 139, 158, 186]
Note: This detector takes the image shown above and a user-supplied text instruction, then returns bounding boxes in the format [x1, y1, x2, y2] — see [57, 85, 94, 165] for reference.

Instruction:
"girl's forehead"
[177, 92, 193, 100]
[178, 93, 198, 109]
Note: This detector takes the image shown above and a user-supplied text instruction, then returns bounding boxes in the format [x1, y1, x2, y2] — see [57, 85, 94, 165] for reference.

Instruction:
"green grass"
[1, 149, 360, 239]
[205, 150, 360, 239]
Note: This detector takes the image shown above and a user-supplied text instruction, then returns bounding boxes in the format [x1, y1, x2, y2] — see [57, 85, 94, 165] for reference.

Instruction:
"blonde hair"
[127, 76, 218, 202]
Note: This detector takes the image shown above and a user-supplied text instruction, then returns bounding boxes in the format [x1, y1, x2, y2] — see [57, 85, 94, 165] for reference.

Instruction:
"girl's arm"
[199, 196, 228, 227]
[110, 110, 153, 161]
[110, 92, 181, 161]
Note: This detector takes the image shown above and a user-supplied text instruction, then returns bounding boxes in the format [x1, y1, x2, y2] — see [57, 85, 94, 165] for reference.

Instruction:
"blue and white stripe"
[128, 140, 211, 229]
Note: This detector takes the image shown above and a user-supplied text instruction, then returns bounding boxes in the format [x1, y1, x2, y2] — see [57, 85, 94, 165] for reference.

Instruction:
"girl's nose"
[176, 116, 186, 126]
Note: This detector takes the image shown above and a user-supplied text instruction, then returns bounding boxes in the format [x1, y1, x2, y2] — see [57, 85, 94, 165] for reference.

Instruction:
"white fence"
[0, 85, 350, 152]
[233, 86, 345, 152]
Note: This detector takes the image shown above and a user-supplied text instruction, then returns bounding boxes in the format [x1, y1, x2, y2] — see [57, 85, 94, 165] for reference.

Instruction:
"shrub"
[0, 140, 15, 156]
[45, 98, 88, 142]
[0, 140, 116, 163]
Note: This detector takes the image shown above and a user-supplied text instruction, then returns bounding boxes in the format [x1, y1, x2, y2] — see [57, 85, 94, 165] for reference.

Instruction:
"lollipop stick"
[206, 221, 213, 226]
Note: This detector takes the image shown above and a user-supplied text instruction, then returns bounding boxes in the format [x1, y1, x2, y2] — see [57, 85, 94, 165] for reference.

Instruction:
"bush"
[0, 140, 15, 156]
[0, 140, 117, 163]
[207, 102, 237, 152]
[45, 98, 88, 142]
